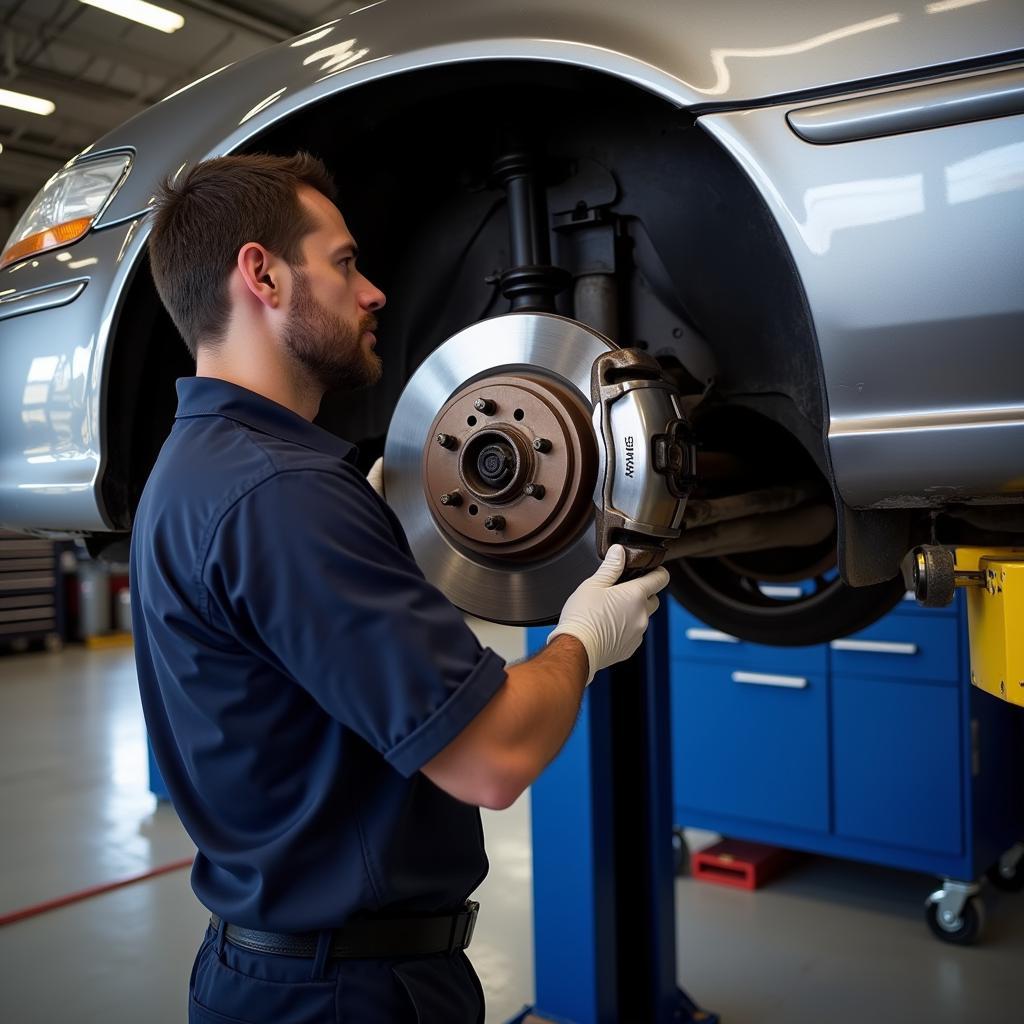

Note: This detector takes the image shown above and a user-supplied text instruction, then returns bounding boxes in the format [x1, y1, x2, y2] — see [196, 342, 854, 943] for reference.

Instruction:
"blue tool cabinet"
[669, 589, 1024, 933]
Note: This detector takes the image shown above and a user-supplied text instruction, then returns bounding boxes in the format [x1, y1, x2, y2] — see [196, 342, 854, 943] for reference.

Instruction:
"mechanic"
[130, 152, 669, 1024]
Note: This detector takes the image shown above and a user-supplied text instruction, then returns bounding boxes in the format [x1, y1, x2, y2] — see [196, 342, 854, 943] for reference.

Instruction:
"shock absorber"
[492, 148, 570, 313]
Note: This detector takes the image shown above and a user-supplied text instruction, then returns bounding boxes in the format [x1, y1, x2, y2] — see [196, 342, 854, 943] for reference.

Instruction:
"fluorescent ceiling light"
[78, 0, 185, 33]
[0, 88, 55, 116]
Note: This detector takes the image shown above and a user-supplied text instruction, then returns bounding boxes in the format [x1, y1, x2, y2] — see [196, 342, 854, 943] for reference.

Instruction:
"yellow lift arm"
[909, 546, 1024, 708]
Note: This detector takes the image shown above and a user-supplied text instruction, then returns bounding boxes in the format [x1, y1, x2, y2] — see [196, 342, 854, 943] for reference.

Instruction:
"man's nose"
[361, 278, 386, 312]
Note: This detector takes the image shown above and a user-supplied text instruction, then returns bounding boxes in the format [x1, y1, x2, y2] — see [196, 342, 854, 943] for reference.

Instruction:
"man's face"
[281, 186, 386, 393]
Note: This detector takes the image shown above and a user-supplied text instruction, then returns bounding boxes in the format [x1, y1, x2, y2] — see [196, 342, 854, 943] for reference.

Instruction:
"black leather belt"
[210, 901, 479, 959]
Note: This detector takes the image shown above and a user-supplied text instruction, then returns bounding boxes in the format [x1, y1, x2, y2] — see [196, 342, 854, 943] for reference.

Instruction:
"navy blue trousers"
[188, 923, 485, 1023]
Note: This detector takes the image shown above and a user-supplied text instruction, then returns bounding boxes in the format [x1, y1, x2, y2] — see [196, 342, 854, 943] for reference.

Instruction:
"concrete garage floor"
[1, 640, 1022, 1023]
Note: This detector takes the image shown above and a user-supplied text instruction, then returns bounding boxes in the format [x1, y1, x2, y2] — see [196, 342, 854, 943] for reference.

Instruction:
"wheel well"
[101, 253, 191, 530]
[103, 61, 832, 549]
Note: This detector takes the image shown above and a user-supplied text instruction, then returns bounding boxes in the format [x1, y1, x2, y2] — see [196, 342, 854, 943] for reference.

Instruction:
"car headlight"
[0, 151, 132, 270]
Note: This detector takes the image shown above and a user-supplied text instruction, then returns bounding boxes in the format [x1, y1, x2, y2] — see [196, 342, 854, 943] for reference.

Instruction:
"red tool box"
[691, 839, 796, 890]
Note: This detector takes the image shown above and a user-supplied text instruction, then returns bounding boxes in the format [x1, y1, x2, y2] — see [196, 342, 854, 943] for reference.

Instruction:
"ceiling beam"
[3, 17, 192, 82]
[173, 0, 305, 42]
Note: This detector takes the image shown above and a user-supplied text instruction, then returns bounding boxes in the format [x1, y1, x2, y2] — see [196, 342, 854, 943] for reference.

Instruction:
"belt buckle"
[448, 900, 480, 954]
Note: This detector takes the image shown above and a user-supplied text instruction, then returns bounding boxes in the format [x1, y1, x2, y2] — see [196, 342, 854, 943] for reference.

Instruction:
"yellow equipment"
[909, 545, 1024, 708]
[955, 547, 1024, 709]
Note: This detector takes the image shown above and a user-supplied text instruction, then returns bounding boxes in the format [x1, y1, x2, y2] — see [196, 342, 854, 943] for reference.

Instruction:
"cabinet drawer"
[669, 600, 827, 674]
[832, 675, 962, 855]
[829, 614, 959, 683]
[671, 662, 829, 832]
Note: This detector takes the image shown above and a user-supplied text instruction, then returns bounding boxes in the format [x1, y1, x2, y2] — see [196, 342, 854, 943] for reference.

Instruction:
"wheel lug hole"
[467, 504, 478, 516]
[513, 408, 525, 421]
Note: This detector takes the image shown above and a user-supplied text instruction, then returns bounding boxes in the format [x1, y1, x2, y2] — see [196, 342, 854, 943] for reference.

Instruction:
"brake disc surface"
[384, 312, 613, 624]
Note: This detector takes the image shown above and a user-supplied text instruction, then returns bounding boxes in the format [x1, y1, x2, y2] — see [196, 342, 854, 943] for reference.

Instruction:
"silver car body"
[1, 0, 1023, 534]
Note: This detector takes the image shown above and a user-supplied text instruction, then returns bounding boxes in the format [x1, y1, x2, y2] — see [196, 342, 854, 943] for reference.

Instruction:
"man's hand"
[547, 545, 670, 684]
[367, 456, 385, 500]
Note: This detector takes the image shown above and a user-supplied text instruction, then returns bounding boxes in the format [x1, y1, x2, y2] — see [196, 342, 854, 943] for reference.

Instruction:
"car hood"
[92, 0, 1023, 223]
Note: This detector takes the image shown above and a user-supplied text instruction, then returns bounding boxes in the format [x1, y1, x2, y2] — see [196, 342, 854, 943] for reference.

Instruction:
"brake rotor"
[385, 312, 613, 624]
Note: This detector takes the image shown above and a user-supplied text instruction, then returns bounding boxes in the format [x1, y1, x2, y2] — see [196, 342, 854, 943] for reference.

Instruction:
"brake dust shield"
[384, 312, 613, 625]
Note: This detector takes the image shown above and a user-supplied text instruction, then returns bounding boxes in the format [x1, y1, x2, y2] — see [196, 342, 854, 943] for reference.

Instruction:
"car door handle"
[685, 628, 739, 644]
[731, 671, 808, 689]
[829, 639, 918, 655]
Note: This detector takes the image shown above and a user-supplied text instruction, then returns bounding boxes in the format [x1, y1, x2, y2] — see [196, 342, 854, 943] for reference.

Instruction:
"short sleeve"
[202, 468, 508, 777]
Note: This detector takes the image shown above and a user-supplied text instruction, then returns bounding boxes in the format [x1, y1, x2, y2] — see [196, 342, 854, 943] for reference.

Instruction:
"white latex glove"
[367, 456, 385, 500]
[548, 544, 671, 685]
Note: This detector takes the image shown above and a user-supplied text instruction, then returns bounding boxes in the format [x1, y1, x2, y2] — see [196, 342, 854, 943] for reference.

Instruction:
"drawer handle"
[685, 628, 739, 644]
[731, 671, 808, 689]
[759, 585, 804, 599]
[829, 639, 918, 656]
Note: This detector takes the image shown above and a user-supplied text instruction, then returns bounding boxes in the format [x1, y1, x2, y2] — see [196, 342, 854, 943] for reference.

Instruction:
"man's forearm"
[420, 634, 588, 809]
[497, 634, 589, 781]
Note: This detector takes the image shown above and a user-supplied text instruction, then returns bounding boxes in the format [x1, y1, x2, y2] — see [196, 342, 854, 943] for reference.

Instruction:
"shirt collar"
[174, 377, 358, 464]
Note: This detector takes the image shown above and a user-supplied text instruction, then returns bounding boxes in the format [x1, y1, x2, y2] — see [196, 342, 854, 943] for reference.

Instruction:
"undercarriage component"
[667, 502, 835, 560]
[590, 347, 696, 575]
[491, 150, 570, 312]
[383, 139, 698, 622]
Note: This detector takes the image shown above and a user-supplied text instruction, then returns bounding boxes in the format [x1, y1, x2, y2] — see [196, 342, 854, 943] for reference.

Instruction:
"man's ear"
[236, 242, 283, 310]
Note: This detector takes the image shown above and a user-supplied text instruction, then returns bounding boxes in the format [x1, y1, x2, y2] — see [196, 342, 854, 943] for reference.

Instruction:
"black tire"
[986, 858, 1024, 893]
[668, 556, 906, 647]
[926, 897, 984, 945]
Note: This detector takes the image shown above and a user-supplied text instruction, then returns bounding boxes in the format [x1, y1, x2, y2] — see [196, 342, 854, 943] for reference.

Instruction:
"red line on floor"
[0, 857, 194, 927]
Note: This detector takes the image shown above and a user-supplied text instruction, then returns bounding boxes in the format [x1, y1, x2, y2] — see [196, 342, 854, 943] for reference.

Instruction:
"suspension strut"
[492, 148, 570, 313]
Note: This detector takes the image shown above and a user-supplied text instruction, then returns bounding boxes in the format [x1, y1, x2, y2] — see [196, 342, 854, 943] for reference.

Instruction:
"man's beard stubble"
[282, 269, 382, 394]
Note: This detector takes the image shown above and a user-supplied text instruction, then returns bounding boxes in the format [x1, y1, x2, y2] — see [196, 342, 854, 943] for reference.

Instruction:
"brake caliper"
[591, 348, 697, 575]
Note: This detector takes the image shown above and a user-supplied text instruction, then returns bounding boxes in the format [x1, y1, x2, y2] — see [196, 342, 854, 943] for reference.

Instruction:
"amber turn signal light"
[0, 217, 94, 270]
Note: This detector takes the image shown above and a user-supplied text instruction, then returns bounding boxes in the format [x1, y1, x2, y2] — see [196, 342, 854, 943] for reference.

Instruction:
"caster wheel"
[672, 827, 689, 877]
[986, 858, 1024, 893]
[926, 896, 984, 945]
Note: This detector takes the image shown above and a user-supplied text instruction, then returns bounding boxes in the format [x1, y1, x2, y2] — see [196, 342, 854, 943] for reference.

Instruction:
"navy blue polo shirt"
[130, 377, 508, 932]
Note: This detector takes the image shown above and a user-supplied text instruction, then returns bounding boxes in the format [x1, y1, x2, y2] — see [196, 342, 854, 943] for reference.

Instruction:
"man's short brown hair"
[148, 152, 337, 358]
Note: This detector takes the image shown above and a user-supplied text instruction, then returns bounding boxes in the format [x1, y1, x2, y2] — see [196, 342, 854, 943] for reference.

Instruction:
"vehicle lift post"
[512, 605, 716, 1024]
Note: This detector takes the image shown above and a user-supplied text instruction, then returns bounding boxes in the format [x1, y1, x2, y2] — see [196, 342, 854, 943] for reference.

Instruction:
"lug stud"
[523, 483, 545, 499]
[439, 490, 462, 507]
[436, 433, 458, 450]
[532, 437, 552, 453]
[484, 515, 506, 532]
[473, 398, 496, 415]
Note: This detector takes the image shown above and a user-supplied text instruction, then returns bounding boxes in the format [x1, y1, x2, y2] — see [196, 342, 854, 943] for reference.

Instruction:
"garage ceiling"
[0, 0, 363, 222]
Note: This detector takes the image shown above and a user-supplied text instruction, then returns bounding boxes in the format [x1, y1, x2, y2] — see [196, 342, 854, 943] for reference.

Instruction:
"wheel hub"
[424, 374, 596, 559]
